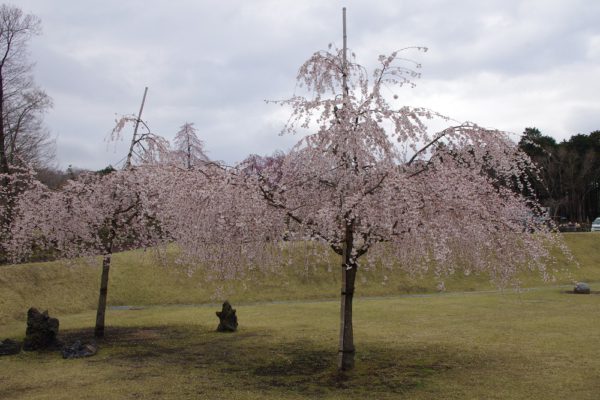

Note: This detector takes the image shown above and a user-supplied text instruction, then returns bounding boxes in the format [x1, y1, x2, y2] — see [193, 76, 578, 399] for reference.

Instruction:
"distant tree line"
[519, 127, 600, 225]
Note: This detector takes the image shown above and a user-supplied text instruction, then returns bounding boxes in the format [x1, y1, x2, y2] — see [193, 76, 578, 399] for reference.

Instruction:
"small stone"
[574, 282, 591, 294]
[0, 339, 21, 356]
[61, 340, 98, 359]
[216, 301, 238, 332]
[23, 307, 61, 351]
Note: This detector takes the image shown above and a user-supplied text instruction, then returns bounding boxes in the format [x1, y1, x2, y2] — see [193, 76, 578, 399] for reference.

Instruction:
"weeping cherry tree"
[10, 167, 166, 337]
[236, 11, 563, 370]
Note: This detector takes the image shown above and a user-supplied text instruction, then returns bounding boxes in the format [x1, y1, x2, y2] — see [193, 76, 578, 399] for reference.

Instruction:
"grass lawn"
[1, 289, 599, 399]
[0, 233, 599, 399]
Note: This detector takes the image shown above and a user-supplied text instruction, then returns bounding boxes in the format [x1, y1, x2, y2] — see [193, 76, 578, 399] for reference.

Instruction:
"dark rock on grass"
[0, 339, 21, 356]
[23, 307, 61, 351]
[216, 301, 238, 332]
[574, 282, 591, 294]
[61, 340, 98, 359]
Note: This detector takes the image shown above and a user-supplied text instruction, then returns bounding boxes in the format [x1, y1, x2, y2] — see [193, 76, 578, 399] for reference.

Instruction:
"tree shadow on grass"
[59, 325, 489, 398]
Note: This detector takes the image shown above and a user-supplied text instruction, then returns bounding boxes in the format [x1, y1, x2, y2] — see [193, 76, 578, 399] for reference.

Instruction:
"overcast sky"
[15, 0, 600, 170]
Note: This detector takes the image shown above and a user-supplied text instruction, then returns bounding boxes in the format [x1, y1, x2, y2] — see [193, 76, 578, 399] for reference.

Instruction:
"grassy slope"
[1, 233, 599, 326]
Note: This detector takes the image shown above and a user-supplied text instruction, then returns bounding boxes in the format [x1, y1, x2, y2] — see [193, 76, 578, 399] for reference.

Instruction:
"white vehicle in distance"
[592, 217, 600, 232]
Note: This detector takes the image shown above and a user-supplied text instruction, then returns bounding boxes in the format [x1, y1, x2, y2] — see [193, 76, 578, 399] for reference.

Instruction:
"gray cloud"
[16, 0, 600, 169]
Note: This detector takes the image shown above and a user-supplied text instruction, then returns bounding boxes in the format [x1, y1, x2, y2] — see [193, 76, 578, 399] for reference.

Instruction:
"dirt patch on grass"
[250, 345, 453, 396]
[253, 348, 331, 376]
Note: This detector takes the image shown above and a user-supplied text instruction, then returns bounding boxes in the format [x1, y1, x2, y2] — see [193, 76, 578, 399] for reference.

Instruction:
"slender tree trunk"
[0, 73, 9, 177]
[187, 133, 191, 169]
[94, 253, 111, 338]
[0, 72, 12, 263]
[338, 222, 357, 371]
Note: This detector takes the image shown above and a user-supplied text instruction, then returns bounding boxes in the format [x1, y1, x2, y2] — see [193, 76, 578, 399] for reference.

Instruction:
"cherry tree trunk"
[338, 224, 357, 371]
[338, 261, 357, 370]
[94, 253, 111, 338]
[0, 74, 9, 176]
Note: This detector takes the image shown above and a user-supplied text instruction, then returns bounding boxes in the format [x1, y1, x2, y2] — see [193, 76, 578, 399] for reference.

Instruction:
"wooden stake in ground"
[124, 87, 149, 170]
[337, 6, 356, 372]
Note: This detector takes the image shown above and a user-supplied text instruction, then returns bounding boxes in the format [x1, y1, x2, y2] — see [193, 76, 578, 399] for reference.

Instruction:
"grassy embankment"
[1, 233, 598, 327]
[0, 233, 598, 399]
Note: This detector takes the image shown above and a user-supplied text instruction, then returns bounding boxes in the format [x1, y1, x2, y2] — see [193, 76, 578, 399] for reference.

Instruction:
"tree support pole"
[124, 86, 148, 169]
[337, 7, 356, 371]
